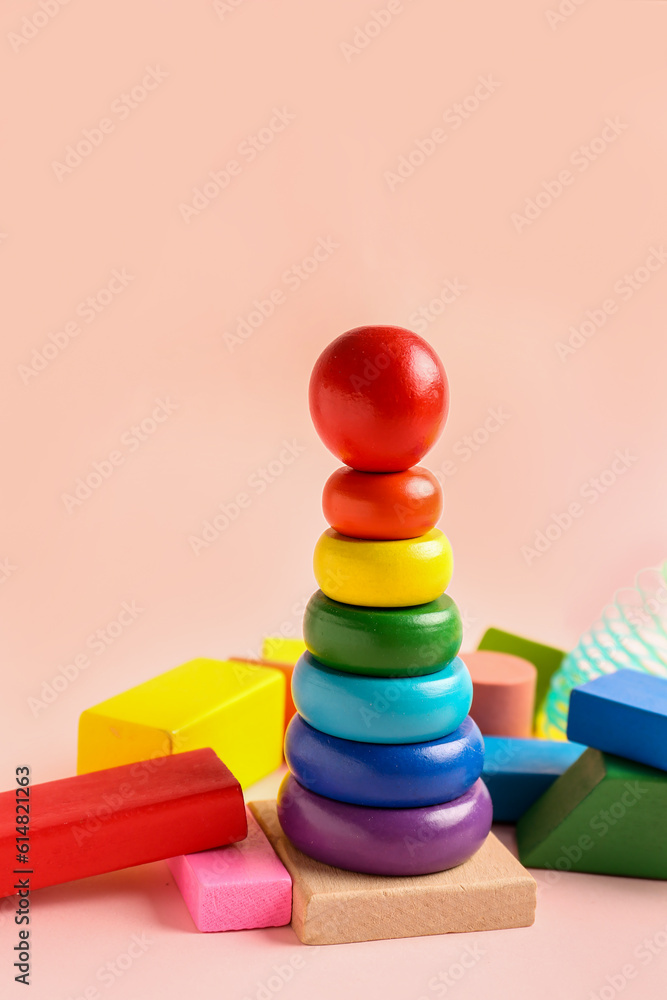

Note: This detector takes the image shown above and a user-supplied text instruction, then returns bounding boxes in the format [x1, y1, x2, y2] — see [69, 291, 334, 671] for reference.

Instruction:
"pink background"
[1, 1, 667, 997]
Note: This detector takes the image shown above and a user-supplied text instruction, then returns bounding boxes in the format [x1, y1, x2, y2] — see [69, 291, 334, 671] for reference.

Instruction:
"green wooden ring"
[303, 590, 463, 677]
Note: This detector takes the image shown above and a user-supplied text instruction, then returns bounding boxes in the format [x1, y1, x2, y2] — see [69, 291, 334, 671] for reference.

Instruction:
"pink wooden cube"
[168, 808, 292, 932]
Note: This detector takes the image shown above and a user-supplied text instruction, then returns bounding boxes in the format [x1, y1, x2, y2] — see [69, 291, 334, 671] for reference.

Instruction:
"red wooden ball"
[322, 466, 443, 540]
[309, 326, 449, 472]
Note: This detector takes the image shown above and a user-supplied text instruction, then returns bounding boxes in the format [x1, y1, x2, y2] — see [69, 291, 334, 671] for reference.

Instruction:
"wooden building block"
[262, 637, 306, 665]
[249, 800, 536, 945]
[567, 668, 667, 772]
[231, 657, 297, 730]
[516, 748, 667, 878]
[465, 651, 536, 738]
[77, 658, 284, 789]
[168, 808, 292, 931]
[1, 749, 246, 897]
[478, 628, 565, 723]
[483, 736, 586, 822]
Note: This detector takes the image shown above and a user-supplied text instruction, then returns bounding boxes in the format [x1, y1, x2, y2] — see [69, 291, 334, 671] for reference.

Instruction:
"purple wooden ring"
[277, 772, 492, 876]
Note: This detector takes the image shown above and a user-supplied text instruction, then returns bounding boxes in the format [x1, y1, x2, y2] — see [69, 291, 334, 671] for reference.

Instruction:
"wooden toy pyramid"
[251, 325, 536, 943]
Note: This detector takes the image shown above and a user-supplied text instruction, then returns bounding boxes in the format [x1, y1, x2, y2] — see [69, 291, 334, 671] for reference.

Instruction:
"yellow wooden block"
[77, 658, 285, 789]
[313, 528, 453, 607]
[261, 637, 306, 665]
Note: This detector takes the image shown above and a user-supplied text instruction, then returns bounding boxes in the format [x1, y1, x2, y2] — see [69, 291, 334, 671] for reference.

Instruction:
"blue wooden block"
[483, 736, 585, 822]
[567, 668, 667, 772]
[284, 714, 484, 808]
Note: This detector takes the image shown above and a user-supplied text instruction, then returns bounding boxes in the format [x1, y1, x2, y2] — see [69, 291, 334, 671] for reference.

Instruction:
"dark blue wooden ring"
[285, 714, 484, 807]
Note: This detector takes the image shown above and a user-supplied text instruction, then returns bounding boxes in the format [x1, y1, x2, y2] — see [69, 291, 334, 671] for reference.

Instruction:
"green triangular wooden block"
[516, 747, 667, 879]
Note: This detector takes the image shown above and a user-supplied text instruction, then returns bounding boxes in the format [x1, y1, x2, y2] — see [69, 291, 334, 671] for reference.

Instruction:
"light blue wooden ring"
[291, 651, 473, 744]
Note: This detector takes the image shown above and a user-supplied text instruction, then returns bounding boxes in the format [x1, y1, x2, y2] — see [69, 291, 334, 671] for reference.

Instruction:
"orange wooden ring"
[322, 466, 443, 540]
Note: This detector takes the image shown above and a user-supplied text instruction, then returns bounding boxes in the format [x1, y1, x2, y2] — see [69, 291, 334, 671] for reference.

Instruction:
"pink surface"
[1, 0, 667, 996]
[167, 808, 291, 932]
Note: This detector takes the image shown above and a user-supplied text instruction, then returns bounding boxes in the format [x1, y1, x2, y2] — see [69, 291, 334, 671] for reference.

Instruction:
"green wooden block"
[516, 748, 667, 879]
[478, 627, 565, 723]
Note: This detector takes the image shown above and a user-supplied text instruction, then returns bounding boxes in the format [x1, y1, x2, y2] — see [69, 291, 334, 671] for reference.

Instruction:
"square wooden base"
[249, 800, 536, 945]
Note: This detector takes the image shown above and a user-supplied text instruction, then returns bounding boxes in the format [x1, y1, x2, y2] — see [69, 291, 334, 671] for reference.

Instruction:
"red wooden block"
[1, 748, 246, 897]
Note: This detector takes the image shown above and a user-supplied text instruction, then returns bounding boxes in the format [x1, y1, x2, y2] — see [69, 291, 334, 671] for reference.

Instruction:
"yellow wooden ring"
[313, 528, 453, 607]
